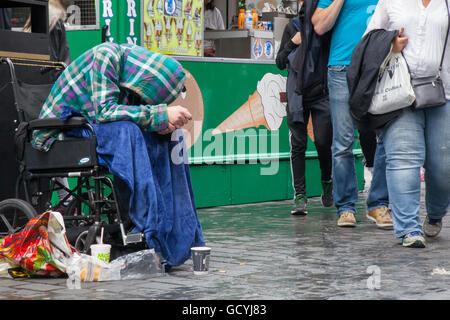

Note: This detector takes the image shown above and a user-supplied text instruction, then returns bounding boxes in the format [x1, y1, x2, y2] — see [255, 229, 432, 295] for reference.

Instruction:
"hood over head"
[119, 44, 186, 106]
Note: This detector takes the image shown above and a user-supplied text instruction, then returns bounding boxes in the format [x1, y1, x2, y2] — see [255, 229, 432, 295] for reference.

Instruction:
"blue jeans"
[327, 66, 389, 215]
[379, 102, 450, 238]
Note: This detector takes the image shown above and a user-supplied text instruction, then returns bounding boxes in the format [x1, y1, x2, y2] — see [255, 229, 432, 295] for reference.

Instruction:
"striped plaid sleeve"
[90, 45, 169, 131]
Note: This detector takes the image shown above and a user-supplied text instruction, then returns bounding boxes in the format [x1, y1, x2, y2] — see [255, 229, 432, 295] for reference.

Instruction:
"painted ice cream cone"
[212, 91, 269, 135]
[195, 30, 202, 56]
[307, 117, 315, 142]
[184, 0, 193, 20]
[212, 73, 287, 135]
[176, 18, 184, 45]
[147, 0, 155, 18]
[168, 69, 204, 149]
[194, 8, 201, 27]
[186, 23, 193, 48]
[154, 19, 163, 48]
[157, 0, 163, 15]
[144, 23, 152, 48]
[164, 17, 173, 42]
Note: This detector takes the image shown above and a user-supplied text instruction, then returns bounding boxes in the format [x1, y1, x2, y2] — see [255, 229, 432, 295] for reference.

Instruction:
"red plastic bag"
[0, 211, 74, 277]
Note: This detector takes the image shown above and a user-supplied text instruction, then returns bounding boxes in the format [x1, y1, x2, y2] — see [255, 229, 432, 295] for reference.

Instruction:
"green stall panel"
[66, 0, 142, 59]
[63, 0, 365, 209]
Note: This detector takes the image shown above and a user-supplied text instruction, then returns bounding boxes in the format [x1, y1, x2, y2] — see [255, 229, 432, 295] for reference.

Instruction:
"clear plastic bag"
[114, 249, 163, 280]
[65, 249, 163, 285]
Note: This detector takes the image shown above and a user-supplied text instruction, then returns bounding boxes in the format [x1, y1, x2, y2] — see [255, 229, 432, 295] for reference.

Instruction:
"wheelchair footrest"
[126, 232, 144, 244]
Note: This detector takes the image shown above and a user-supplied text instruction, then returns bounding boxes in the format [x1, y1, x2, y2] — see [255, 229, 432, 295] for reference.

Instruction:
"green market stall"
[63, 0, 365, 208]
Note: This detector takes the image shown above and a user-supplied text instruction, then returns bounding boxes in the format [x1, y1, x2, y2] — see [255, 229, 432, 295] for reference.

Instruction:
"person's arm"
[90, 46, 191, 133]
[311, 0, 345, 35]
[275, 23, 299, 70]
[90, 45, 174, 132]
[363, 0, 407, 53]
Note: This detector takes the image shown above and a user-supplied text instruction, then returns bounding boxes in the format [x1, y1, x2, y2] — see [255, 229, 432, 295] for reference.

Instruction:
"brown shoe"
[367, 206, 393, 229]
[337, 211, 357, 227]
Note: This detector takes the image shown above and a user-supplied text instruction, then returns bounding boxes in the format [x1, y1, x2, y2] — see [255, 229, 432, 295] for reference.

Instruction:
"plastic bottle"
[252, 9, 258, 29]
[238, 9, 245, 30]
[244, 9, 253, 30]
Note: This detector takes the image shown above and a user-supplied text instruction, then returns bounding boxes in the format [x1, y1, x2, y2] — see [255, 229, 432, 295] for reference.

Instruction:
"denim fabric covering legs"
[380, 101, 450, 238]
[327, 66, 389, 216]
[93, 121, 205, 266]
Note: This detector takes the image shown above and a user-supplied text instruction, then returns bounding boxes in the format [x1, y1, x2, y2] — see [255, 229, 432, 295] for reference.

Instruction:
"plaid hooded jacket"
[32, 42, 186, 152]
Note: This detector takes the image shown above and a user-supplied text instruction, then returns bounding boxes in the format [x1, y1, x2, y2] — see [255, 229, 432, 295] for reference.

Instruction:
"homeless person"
[32, 42, 205, 267]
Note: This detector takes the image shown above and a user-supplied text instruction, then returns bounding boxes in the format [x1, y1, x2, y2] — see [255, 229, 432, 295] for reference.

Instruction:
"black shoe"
[321, 180, 333, 208]
[291, 194, 307, 215]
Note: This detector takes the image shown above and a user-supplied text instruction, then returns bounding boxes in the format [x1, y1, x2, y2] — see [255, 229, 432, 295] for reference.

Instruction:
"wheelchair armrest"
[28, 116, 87, 130]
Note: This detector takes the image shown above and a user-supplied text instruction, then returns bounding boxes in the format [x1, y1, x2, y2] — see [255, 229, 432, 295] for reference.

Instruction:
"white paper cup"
[90, 244, 111, 263]
[191, 246, 211, 275]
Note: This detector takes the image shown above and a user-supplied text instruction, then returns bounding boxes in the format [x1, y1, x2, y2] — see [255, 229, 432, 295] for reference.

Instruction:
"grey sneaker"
[402, 231, 426, 248]
[423, 215, 442, 237]
[321, 180, 334, 208]
[291, 194, 307, 215]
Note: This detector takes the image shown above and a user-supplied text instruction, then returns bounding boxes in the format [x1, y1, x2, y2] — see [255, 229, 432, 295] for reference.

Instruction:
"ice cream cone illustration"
[307, 117, 315, 142]
[186, 23, 193, 48]
[212, 91, 269, 135]
[157, 0, 163, 15]
[168, 69, 204, 149]
[184, 0, 193, 20]
[153, 18, 163, 48]
[163, 16, 174, 42]
[175, 0, 183, 16]
[195, 29, 202, 56]
[213, 73, 287, 135]
[176, 18, 185, 45]
[194, 7, 201, 27]
[147, 0, 155, 18]
[144, 22, 152, 48]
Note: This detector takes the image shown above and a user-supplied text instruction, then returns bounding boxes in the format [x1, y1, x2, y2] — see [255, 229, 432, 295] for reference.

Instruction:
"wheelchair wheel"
[0, 199, 37, 238]
[64, 192, 92, 227]
[74, 230, 89, 252]
[74, 230, 101, 253]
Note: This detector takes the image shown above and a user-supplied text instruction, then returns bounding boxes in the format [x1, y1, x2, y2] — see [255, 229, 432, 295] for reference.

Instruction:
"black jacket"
[347, 29, 403, 131]
[0, 8, 11, 30]
[49, 19, 72, 82]
[293, 0, 331, 100]
[50, 19, 71, 66]
[275, 17, 300, 71]
[275, 17, 304, 122]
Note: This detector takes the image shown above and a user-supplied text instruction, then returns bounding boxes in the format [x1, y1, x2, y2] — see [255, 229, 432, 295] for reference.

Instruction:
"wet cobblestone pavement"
[1, 169, 450, 300]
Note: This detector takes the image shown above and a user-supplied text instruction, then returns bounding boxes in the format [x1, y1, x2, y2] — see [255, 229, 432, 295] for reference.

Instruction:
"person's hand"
[157, 122, 176, 135]
[392, 28, 408, 53]
[168, 105, 192, 127]
[291, 32, 301, 45]
[158, 106, 191, 135]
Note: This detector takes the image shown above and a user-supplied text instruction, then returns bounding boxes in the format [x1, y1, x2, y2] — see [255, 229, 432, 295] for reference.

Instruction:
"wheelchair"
[0, 57, 147, 259]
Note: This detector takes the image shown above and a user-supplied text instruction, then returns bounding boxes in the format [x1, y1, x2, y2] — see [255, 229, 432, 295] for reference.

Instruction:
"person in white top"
[203, 0, 225, 56]
[365, 0, 450, 248]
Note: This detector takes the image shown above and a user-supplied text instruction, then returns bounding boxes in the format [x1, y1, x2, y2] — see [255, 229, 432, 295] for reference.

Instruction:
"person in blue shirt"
[312, 0, 392, 228]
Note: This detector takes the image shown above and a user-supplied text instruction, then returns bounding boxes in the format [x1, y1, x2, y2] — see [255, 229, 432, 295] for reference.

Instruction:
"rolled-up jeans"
[327, 65, 389, 215]
[379, 101, 450, 238]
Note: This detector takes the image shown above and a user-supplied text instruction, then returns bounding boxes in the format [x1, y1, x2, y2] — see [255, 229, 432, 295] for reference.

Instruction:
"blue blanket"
[61, 109, 205, 266]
